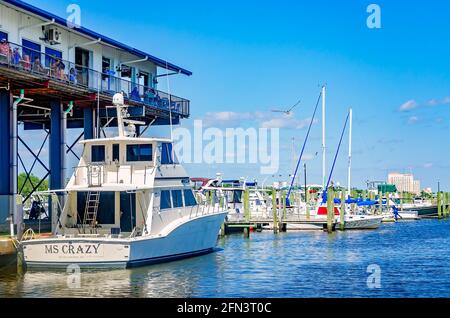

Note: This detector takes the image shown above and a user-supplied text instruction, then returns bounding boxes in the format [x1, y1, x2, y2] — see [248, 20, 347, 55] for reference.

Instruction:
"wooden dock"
[0, 237, 16, 255]
[0, 236, 17, 259]
[223, 216, 333, 236]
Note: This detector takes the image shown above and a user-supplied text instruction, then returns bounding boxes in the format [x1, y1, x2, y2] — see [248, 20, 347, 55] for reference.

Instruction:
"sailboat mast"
[322, 85, 326, 190]
[347, 108, 353, 197]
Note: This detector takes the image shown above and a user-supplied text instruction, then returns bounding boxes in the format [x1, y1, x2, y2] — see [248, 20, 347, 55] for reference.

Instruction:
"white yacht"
[20, 94, 227, 269]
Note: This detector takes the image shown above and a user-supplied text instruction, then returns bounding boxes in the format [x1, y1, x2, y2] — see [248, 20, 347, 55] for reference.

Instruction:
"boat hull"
[342, 215, 383, 230]
[21, 212, 227, 269]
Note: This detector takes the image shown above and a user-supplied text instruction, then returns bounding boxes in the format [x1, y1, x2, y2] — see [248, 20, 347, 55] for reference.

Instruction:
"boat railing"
[0, 41, 190, 116]
[73, 163, 155, 187]
[189, 199, 226, 219]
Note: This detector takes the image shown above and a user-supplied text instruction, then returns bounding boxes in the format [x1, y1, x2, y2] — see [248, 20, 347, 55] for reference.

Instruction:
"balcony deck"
[0, 42, 190, 129]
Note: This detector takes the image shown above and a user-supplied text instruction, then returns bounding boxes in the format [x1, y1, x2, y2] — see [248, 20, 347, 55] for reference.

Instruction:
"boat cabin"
[55, 135, 198, 238]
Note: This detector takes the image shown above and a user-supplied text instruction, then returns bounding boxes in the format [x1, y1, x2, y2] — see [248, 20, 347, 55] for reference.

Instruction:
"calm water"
[0, 219, 449, 298]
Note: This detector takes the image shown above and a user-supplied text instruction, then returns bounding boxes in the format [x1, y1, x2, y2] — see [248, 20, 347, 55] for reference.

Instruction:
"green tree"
[18, 172, 48, 197]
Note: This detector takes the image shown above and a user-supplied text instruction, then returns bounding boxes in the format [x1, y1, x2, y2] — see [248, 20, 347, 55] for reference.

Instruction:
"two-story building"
[0, 0, 192, 232]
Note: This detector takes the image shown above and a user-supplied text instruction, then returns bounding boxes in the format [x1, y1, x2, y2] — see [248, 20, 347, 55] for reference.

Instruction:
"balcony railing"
[0, 41, 190, 117]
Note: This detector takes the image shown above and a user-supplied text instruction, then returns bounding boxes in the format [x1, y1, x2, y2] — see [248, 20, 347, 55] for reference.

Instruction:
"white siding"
[0, 3, 157, 87]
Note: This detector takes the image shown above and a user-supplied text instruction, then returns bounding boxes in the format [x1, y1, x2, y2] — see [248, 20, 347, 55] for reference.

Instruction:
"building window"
[112, 144, 120, 162]
[126, 144, 152, 162]
[183, 189, 197, 207]
[161, 143, 176, 165]
[160, 190, 172, 210]
[138, 71, 149, 87]
[172, 190, 183, 208]
[22, 39, 41, 64]
[91, 145, 105, 162]
[45, 47, 62, 67]
[120, 64, 132, 78]
[0, 31, 7, 42]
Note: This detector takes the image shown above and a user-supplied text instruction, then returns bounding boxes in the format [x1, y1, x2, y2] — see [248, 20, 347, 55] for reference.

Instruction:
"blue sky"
[22, 0, 450, 190]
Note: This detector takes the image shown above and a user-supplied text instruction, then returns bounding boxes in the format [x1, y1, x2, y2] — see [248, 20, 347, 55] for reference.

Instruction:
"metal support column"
[0, 91, 12, 233]
[83, 107, 94, 140]
[49, 101, 66, 231]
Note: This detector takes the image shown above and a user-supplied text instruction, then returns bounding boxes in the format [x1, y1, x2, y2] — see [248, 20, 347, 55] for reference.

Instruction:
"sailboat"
[20, 93, 227, 269]
[337, 109, 383, 230]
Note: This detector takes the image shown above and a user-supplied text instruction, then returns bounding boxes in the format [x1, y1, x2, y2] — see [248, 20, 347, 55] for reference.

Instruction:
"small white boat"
[338, 214, 383, 230]
[21, 94, 227, 269]
[397, 210, 420, 220]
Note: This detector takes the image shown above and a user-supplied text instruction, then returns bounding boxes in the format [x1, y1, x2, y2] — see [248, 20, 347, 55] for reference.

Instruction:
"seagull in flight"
[271, 99, 302, 115]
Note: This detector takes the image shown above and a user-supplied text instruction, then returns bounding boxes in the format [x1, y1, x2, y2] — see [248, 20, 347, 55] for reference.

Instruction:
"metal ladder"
[82, 191, 100, 233]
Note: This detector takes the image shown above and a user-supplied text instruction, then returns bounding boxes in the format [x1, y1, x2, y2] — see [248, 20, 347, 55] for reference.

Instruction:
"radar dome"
[113, 93, 124, 105]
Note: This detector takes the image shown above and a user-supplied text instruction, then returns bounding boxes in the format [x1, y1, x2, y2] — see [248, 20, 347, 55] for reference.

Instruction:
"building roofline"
[1, 0, 193, 76]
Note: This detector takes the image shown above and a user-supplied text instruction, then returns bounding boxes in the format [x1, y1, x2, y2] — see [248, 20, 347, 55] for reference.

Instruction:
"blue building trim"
[2, 0, 192, 76]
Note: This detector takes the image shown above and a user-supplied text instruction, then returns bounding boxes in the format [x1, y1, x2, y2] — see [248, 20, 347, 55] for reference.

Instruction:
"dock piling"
[281, 191, 287, 232]
[244, 189, 250, 222]
[272, 190, 279, 234]
[340, 191, 345, 231]
[438, 192, 442, 219]
[327, 187, 334, 233]
[445, 192, 449, 218]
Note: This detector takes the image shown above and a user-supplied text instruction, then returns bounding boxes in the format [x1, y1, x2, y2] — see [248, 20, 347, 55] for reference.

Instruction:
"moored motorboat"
[339, 214, 383, 230]
[20, 94, 227, 269]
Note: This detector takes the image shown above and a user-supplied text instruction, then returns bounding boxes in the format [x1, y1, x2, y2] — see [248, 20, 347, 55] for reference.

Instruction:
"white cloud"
[427, 97, 450, 106]
[261, 117, 317, 129]
[399, 100, 418, 112]
[427, 99, 439, 106]
[424, 163, 433, 169]
[202, 110, 316, 130]
[407, 116, 419, 124]
[303, 153, 317, 161]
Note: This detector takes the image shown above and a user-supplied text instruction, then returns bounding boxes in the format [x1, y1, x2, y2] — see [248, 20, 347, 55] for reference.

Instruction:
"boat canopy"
[378, 184, 397, 193]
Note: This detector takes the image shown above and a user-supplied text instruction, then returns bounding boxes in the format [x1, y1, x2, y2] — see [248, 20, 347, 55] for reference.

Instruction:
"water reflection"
[0, 220, 449, 298]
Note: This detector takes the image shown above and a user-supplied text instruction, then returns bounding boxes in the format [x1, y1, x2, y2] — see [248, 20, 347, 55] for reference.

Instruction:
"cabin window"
[126, 144, 152, 162]
[0, 31, 7, 42]
[22, 39, 41, 65]
[112, 144, 120, 162]
[160, 190, 172, 210]
[161, 143, 175, 164]
[183, 189, 197, 207]
[45, 47, 62, 67]
[91, 145, 106, 162]
[172, 190, 183, 208]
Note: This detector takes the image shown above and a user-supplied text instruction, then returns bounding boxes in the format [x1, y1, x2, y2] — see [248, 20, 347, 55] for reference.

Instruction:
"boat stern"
[21, 238, 131, 269]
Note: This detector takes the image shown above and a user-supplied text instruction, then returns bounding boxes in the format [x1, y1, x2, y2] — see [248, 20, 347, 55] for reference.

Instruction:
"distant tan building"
[413, 180, 421, 195]
[388, 172, 421, 194]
